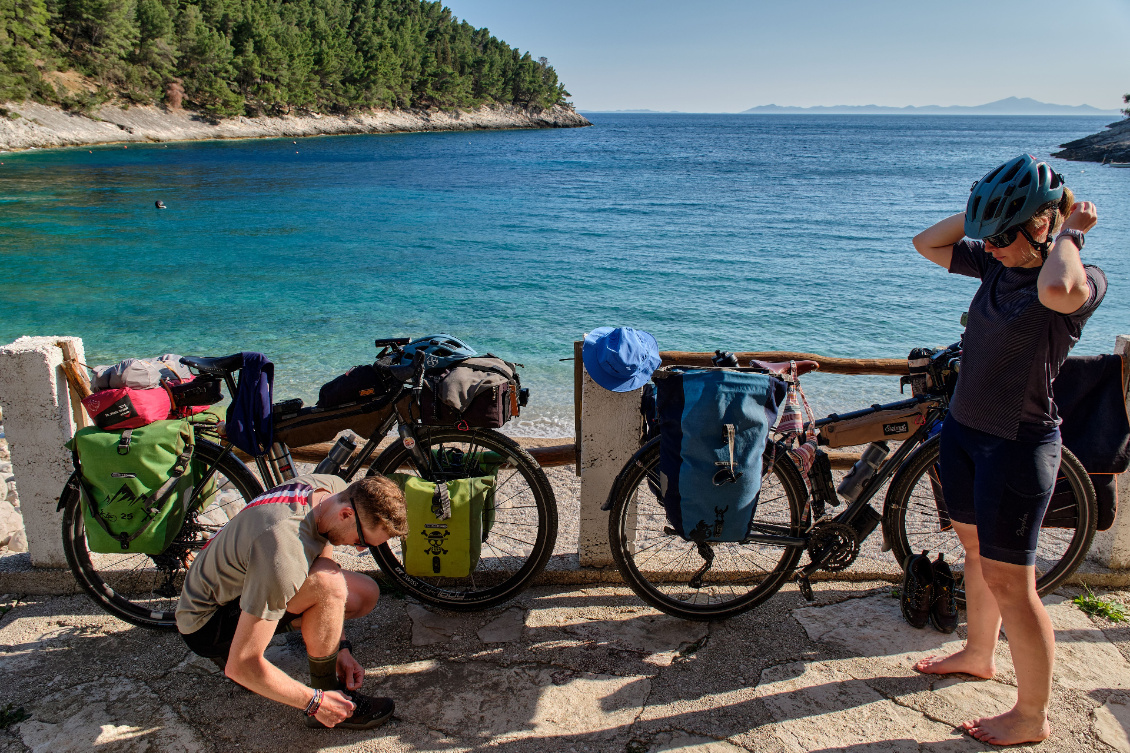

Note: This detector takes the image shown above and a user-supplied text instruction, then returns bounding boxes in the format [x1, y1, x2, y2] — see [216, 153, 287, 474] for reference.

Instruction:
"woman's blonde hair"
[1025, 186, 1075, 237]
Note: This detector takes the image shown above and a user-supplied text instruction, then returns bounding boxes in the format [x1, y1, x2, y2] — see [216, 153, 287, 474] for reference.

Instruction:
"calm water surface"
[1, 114, 1126, 436]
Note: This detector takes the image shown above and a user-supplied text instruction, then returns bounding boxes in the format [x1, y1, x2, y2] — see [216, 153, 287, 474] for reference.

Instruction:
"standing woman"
[910, 154, 1105, 746]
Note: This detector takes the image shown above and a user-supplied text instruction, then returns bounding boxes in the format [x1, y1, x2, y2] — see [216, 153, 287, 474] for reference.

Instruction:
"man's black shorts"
[180, 600, 300, 659]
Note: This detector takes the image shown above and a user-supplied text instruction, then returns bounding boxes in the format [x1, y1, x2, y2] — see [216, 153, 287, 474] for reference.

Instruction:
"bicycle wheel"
[607, 439, 808, 621]
[62, 438, 263, 630]
[883, 435, 1097, 598]
[365, 428, 558, 610]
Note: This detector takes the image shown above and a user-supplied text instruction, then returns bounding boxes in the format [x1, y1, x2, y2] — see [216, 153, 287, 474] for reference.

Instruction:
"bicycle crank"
[806, 521, 860, 573]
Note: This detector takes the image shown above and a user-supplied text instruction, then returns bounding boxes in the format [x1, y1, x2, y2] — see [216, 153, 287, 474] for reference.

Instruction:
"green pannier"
[394, 473, 497, 578]
[67, 419, 197, 554]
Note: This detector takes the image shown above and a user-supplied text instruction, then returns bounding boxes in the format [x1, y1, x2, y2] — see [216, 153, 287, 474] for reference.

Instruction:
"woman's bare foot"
[914, 649, 995, 679]
[962, 708, 1050, 746]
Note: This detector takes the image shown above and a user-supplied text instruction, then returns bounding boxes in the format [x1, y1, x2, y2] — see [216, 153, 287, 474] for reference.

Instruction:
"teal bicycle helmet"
[397, 334, 477, 370]
[964, 154, 1065, 239]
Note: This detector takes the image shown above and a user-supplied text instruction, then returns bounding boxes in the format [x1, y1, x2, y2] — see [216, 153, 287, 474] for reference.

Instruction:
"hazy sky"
[442, 0, 1130, 112]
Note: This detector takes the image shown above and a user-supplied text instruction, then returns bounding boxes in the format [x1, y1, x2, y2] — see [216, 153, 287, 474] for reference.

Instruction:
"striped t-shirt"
[947, 239, 1106, 441]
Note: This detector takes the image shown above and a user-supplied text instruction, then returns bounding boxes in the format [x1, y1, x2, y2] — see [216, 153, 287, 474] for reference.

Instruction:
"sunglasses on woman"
[984, 226, 1021, 248]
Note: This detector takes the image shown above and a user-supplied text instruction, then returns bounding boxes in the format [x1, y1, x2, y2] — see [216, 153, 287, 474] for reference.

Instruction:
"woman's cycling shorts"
[938, 414, 1061, 567]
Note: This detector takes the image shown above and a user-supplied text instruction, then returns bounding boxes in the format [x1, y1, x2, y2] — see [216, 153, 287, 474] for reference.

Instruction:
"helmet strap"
[1018, 224, 1052, 262]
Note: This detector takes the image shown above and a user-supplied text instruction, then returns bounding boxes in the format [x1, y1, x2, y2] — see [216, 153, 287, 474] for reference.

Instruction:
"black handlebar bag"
[654, 368, 787, 542]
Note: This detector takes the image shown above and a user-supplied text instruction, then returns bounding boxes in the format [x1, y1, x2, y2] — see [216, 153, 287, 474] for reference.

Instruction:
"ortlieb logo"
[883, 422, 909, 436]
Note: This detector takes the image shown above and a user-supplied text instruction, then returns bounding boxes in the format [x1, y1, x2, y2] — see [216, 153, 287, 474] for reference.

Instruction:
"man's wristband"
[1055, 229, 1085, 249]
[304, 688, 324, 716]
[339, 640, 353, 654]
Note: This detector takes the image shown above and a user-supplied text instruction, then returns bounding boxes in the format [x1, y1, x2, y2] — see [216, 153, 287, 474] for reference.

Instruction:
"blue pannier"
[655, 368, 786, 542]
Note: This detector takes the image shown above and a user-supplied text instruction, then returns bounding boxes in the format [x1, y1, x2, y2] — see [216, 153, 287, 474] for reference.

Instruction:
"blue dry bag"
[655, 368, 787, 542]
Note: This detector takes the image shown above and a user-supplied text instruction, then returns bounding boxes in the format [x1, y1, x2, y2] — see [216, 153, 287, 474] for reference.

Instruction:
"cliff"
[0, 102, 590, 152]
[1053, 118, 1130, 163]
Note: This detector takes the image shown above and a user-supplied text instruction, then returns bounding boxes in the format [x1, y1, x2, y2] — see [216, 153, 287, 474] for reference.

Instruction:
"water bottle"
[314, 435, 357, 477]
[836, 441, 890, 503]
[267, 442, 297, 481]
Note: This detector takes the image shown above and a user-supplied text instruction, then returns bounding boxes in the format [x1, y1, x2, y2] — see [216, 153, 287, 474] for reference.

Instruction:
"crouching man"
[176, 473, 407, 729]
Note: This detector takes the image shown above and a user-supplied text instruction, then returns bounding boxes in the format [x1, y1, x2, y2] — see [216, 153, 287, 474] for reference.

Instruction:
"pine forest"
[0, 0, 570, 117]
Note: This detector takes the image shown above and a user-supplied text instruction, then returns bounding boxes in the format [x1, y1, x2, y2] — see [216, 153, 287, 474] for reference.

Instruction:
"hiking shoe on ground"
[305, 691, 395, 730]
[900, 550, 933, 629]
[930, 552, 959, 634]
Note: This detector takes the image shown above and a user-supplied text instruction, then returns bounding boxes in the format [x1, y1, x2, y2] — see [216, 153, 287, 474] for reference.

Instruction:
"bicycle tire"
[364, 428, 558, 611]
[607, 439, 808, 621]
[883, 435, 1097, 598]
[62, 438, 263, 630]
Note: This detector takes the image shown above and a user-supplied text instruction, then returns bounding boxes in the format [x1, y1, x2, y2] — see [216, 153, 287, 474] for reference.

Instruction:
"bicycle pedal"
[797, 575, 815, 602]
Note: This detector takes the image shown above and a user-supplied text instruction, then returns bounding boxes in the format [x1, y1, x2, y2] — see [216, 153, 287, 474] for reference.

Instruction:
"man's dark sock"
[308, 650, 342, 692]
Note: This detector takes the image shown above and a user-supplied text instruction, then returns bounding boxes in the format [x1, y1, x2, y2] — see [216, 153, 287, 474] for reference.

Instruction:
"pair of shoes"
[305, 691, 395, 730]
[930, 553, 959, 634]
[900, 550, 958, 633]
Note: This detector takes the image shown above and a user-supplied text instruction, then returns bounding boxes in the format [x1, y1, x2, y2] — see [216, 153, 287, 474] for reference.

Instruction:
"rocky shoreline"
[1053, 117, 1130, 163]
[0, 101, 591, 152]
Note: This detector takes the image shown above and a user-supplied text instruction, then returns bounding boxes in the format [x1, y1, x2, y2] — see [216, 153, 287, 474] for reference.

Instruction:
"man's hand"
[337, 648, 365, 691]
[314, 690, 355, 727]
[1062, 201, 1097, 235]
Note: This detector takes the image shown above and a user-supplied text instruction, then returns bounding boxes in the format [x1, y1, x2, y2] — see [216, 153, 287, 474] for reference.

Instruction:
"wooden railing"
[236, 350, 913, 470]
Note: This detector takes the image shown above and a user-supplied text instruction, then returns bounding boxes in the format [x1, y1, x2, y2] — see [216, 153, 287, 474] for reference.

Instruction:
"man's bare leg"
[914, 520, 997, 679]
[960, 559, 1053, 745]
[288, 568, 381, 631]
[286, 556, 349, 657]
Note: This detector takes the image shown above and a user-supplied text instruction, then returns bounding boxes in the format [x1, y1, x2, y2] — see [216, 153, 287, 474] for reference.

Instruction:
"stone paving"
[3, 581, 1130, 752]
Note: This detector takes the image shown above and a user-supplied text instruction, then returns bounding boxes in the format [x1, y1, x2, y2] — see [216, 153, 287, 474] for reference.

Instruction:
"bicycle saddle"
[180, 353, 244, 375]
[749, 359, 820, 376]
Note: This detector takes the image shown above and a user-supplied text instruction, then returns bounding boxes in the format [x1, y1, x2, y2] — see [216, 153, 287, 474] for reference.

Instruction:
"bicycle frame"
[744, 395, 948, 551]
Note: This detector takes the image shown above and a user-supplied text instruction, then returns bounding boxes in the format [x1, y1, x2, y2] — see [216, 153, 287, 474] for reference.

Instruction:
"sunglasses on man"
[350, 498, 370, 548]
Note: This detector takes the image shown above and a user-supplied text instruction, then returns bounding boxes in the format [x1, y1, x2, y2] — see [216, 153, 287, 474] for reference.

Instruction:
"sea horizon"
[1, 113, 1125, 438]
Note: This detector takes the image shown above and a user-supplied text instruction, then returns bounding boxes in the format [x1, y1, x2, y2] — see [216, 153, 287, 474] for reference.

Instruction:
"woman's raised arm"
[912, 212, 965, 269]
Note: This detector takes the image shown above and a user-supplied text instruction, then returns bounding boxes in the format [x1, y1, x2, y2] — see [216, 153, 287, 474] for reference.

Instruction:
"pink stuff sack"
[82, 386, 174, 430]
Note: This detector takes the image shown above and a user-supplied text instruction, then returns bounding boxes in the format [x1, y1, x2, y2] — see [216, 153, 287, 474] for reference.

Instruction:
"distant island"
[740, 97, 1121, 116]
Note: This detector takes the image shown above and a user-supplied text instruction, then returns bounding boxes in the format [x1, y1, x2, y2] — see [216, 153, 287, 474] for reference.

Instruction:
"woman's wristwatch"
[1055, 229, 1085, 249]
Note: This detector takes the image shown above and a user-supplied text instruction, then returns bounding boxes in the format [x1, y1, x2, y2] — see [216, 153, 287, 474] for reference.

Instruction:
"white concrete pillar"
[1091, 335, 1130, 569]
[0, 337, 86, 567]
[577, 367, 642, 567]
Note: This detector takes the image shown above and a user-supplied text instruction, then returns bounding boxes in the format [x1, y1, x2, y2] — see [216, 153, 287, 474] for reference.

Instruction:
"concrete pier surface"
[3, 580, 1130, 752]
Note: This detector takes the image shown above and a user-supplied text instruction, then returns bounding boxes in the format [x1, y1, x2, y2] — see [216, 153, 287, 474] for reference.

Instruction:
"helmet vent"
[970, 196, 981, 217]
[984, 197, 1002, 219]
[984, 164, 1005, 183]
[1000, 161, 1023, 182]
[1017, 172, 1032, 188]
[1006, 196, 1026, 220]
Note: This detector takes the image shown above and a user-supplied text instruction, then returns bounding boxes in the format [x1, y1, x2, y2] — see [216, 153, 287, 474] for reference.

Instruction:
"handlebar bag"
[418, 357, 522, 428]
[655, 368, 786, 543]
[392, 473, 497, 578]
[66, 418, 197, 554]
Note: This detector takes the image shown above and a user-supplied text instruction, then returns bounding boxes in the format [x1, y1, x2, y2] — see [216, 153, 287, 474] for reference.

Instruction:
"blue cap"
[582, 327, 662, 393]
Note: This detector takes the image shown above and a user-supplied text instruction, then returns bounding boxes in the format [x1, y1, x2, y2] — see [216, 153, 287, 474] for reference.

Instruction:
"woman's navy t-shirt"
[947, 239, 1106, 441]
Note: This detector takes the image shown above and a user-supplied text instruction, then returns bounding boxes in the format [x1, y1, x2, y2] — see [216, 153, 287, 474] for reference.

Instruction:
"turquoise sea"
[1, 114, 1126, 437]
